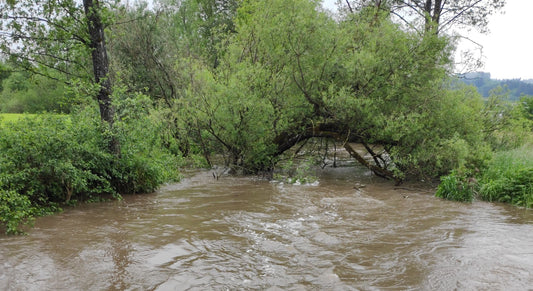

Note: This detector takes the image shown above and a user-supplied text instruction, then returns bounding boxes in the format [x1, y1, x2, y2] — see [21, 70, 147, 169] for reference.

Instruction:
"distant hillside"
[457, 72, 533, 100]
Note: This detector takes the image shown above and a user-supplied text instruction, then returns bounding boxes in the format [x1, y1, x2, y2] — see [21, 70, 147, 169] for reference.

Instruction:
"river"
[1, 167, 532, 290]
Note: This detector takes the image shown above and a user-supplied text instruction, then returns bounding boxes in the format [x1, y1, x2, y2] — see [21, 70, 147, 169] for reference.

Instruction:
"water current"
[1, 166, 532, 290]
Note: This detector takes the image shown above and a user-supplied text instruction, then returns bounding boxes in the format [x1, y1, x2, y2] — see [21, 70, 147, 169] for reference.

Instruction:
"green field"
[0, 113, 70, 125]
[0, 113, 36, 124]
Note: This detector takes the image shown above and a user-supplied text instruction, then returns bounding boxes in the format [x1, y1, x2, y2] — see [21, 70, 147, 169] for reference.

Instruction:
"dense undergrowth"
[436, 93, 533, 207]
[436, 144, 533, 208]
[0, 100, 181, 234]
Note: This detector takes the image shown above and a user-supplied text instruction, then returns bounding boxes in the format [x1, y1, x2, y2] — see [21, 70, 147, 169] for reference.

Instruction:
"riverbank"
[0, 111, 181, 234]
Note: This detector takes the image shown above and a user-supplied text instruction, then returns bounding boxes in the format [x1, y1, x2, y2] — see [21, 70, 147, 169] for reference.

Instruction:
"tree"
[108, 4, 182, 106]
[521, 95, 533, 121]
[0, 71, 68, 113]
[178, 0, 490, 180]
[0, 0, 119, 154]
[0, 61, 11, 91]
[157, 0, 239, 68]
[340, 0, 506, 35]
[107, 0, 241, 159]
[83, 0, 118, 153]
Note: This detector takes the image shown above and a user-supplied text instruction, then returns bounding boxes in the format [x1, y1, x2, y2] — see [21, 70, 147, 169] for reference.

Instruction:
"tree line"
[458, 72, 533, 100]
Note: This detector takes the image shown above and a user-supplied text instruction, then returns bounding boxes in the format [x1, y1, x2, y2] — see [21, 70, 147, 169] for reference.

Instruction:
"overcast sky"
[322, 0, 533, 80]
[458, 0, 533, 80]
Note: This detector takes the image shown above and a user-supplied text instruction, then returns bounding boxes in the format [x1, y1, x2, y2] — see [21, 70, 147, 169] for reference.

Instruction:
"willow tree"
[181, 0, 490, 180]
[0, 0, 119, 154]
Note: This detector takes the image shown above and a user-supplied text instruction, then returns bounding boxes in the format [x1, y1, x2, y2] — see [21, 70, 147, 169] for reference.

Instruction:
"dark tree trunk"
[432, 0, 442, 24]
[83, 0, 119, 155]
[423, 0, 433, 33]
[423, 0, 442, 35]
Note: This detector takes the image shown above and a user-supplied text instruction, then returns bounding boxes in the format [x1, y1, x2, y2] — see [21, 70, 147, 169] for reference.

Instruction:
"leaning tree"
[179, 0, 492, 181]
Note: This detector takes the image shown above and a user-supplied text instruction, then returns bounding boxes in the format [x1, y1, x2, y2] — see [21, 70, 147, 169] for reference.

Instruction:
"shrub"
[0, 101, 181, 233]
[0, 190, 35, 234]
[111, 89, 182, 193]
[0, 113, 116, 207]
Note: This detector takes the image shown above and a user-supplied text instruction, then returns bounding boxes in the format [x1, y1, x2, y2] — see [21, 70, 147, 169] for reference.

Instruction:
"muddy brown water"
[1, 167, 532, 290]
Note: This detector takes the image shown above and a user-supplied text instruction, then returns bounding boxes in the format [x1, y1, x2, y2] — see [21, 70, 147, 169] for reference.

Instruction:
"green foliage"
[0, 190, 35, 234]
[478, 146, 533, 207]
[103, 0, 515, 182]
[209, 0, 331, 170]
[0, 0, 93, 86]
[0, 62, 11, 91]
[108, 6, 179, 104]
[438, 145, 533, 208]
[0, 114, 116, 206]
[379, 81, 490, 178]
[519, 95, 533, 121]
[112, 86, 182, 193]
[0, 0, 513, 185]
[164, 0, 497, 179]
[481, 88, 533, 151]
[108, 0, 239, 103]
[0, 97, 181, 233]
[323, 10, 491, 179]
[435, 171, 475, 202]
[0, 71, 69, 113]
[196, 68, 279, 171]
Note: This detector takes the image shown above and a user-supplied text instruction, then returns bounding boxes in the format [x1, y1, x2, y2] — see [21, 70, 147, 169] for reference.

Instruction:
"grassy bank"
[478, 145, 533, 207]
[436, 144, 533, 208]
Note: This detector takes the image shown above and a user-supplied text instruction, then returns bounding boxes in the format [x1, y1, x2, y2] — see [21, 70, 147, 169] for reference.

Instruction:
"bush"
[0, 100, 181, 233]
[0, 114, 116, 205]
[111, 89, 182, 193]
[0, 190, 35, 234]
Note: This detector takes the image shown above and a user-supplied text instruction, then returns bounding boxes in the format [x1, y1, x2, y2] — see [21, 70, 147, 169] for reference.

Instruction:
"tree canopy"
[149, 0, 497, 180]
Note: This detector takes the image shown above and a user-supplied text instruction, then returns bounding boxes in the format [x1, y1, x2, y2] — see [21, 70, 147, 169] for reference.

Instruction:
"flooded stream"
[1, 167, 532, 290]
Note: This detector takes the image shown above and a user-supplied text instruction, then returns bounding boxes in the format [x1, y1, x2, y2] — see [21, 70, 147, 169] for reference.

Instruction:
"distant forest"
[458, 72, 533, 100]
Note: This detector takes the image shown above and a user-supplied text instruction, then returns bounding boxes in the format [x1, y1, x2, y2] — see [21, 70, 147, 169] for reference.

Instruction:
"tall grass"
[435, 171, 474, 202]
[478, 145, 533, 207]
[436, 144, 533, 208]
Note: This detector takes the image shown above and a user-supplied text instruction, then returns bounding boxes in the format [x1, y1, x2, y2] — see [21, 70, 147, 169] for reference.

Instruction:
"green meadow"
[0, 113, 35, 124]
[0, 113, 68, 125]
